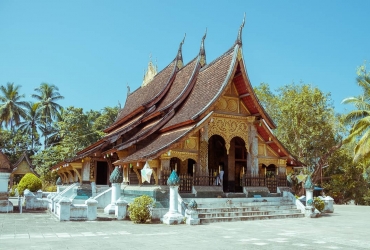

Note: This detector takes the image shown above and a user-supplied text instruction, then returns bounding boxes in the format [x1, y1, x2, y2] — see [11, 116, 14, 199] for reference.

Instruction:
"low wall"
[24, 189, 48, 210]
[70, 204, 87, 220]
[94, 188, 111, 209]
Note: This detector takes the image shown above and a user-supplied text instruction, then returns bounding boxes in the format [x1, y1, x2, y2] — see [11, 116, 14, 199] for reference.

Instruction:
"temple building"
[52, 20, 297, 195]
[10, 152, 39, 186]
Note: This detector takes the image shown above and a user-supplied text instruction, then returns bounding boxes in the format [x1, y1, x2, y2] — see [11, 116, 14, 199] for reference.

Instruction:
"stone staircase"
[184, 196, 304, 224]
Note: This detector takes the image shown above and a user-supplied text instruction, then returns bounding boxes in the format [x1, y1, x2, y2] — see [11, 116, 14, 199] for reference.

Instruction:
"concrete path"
[0, 205, 369, 250]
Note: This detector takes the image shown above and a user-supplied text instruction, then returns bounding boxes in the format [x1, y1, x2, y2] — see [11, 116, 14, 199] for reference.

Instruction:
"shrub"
[44, 184, 57, 192]
[313, 197, 325, 212]
[17, 173, 42, 195]
[9, 185, 18, 197]
[128, 195, 155, 223]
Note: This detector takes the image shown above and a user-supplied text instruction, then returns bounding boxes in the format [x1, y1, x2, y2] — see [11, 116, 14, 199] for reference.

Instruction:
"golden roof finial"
[142, 53, 158, 87]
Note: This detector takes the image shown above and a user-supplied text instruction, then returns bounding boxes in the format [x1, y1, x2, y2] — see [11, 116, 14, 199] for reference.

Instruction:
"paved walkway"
[0, 205, 369, 250]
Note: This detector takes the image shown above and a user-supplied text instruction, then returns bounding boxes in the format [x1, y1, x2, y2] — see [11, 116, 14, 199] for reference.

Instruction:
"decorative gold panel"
[278, 159, 287, 166]
[199, 141, 208, 171]
[215, 97, 227, 110]
[215, 97, 240, 113]
[177, 60, 183, 69]
[227, 99, 238, 112]
[231, 83, 238, 97]
[90, 160, 95, 181]
[259, 158, 278, 167]
[266, 147, 278, 157]
[237, 48, 243, 61]
[169, 150, 198, 162]
[240, 102, 250, 115]
[184, 137, 198, 150]
[208, 114, 250, 154]
[258, 143, 265, 156]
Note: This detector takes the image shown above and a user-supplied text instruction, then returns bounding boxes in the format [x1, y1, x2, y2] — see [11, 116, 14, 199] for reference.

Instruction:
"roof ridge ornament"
[176, 33, 186, 69]
[199, 28, 207, 67]
[142, 53, 158, 87]
[236, 13, 246, 45]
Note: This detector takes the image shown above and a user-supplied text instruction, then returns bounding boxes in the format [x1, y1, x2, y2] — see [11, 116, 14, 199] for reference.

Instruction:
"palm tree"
[342, 73, 370, 163]
[32, 83, 64, 147]
[0, 82, 27, 131]
[18, 102, 42, 153]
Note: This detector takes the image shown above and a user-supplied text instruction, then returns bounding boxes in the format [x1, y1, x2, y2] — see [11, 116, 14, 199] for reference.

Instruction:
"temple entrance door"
[208, 135, 228, 191]
[231, 137, 247, 193]
[96, 161, 108, 185]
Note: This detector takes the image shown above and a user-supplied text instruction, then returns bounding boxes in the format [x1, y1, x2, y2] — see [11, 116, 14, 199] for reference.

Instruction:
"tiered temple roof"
[53, 19, 296, 169]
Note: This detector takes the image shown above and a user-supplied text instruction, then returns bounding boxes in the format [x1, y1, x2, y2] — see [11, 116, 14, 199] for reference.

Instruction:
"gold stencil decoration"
[177, 60, 183, 69]
[170, 151, 198, 162]
[199, 141, 208, 171]
[208, 115, 249, 154]
[231, 83, 238, 97]
[240, 101, 250, 115]
[200, 55, 206, 67]
[215, 97, 227, 110]
[227, 99, 238, 112]
[237, 48, 243, 61]
[90, 160, 95, 181]
[184, 137, 197, 150]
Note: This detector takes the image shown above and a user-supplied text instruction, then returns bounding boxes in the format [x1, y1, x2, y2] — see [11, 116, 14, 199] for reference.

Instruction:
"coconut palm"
[18, 102, 42, 152]
[0, 82, 27, 131]
[32, 83, 64, 147]
[342, 73, 370, 163]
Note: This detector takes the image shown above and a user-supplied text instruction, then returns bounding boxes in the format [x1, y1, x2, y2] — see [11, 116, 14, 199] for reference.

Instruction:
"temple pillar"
[227, 139, 235, 192]
[248, 124, 259, 175]
[81, 158, 91, 184]
[148, 160, 159, 185]
[116, 150, 129, 185]
[199, 141, 208, 173]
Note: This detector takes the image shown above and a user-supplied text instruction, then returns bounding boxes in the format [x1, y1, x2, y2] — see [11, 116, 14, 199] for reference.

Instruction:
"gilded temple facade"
[52, 20, 296, 193]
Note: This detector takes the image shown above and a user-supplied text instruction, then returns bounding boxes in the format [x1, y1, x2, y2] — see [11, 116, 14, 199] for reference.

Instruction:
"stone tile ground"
[0, 205, 369, 250]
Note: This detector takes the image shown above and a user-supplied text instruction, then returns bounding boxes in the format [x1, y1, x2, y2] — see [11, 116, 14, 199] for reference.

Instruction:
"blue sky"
[0, 1, 369, 114]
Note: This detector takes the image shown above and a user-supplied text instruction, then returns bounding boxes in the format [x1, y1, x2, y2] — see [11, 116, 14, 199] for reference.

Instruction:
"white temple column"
[248, 124, 259, 175]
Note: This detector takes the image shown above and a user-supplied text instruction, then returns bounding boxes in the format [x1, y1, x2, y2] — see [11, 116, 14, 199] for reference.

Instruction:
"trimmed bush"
[313, 197, 325, 212]
[44, 184, 57, 192]
[9, 185, 18, 197]
[17, 173, 42, 195]
[128, 195, 155, 223]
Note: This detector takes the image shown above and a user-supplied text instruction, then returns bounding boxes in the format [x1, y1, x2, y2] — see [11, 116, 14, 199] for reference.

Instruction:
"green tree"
[32, 83, 64, 148]
[57, 107, 101, 156]
[254, 83, 342, 186]
[18, 102, 42, 153]
[0, 129, 34, 163]
[342, 63, 370, 163]
[0, 82, 27, 130]
[323, 142, 369, 204]
[92, 106, 119, 134]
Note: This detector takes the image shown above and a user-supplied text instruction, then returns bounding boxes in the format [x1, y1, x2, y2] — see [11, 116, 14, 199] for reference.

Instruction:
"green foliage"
[9, 185, 18, 197]
[128, 195, 155, 223]
[342, 62, 370, 163]
[17, 173, 42, 195]
[313, 197, 325, 212]
[323, 143, 370, 205]
[0, 129, 36, 163]
[254, 82, 342, 189]
[0, 82, 27, 130]
[43, 184, 57, 192]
